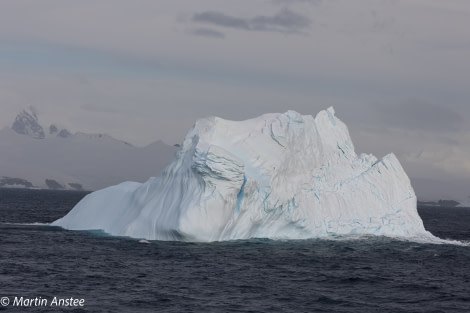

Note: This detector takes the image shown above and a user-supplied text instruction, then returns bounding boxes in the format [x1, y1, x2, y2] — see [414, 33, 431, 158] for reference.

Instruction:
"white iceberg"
[52, 107, 435, 241]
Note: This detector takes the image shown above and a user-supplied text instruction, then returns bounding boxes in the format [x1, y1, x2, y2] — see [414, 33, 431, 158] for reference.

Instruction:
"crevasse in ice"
[52, 107, 434, 241]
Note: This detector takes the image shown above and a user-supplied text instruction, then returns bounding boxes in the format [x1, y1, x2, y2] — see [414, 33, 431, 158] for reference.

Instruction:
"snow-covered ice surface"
[53, 107, 439, 242]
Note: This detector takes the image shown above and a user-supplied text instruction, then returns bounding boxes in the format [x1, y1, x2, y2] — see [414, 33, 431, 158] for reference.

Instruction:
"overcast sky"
[1, 0, 469, 201]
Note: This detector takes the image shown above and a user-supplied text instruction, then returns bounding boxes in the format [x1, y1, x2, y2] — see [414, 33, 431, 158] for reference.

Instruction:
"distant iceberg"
[53, 107, 436, 242]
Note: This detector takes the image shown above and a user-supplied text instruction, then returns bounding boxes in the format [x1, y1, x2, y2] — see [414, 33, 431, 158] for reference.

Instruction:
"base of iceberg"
[52, 107, 437, 242]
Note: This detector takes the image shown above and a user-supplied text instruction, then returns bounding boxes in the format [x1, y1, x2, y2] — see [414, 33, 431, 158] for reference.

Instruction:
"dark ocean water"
[0, 189, 469, 312]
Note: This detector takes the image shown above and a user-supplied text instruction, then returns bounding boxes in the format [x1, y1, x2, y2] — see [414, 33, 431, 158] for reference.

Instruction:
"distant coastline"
[0, 176, 85, 191]
[417, 200, 465, 208]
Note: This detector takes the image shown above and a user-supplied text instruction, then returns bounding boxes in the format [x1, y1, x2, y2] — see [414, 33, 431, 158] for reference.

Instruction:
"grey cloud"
[370, 10, 396, 32]
[189, 27, 225, 39]
[419, 39, 470, 52]
[373, 99, 465, 133]
[411, 177, 470, 202]
[80, 103, 118, 114]
[192, 8, 311, 33]
[193, 11, 250, 30]
[271, 0, 323, 5]
[251, 8, 311, 31]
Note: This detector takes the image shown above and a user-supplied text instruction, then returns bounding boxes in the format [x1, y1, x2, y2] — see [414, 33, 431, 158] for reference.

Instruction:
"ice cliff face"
[53, 107, 434, 241]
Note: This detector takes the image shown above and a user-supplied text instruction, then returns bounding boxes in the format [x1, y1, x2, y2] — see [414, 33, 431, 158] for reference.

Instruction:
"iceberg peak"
[53, 107, 434, 242]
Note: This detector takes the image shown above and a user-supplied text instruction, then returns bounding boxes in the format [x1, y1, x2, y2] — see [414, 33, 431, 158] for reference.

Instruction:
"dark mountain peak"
[11, 107, 45, 139]
[49, 123, 72, 138]
[58, 129, 71, 138]
[9, 107, 136, 145]
[11, 108, 74, 139]
[49, 124, 58, 135]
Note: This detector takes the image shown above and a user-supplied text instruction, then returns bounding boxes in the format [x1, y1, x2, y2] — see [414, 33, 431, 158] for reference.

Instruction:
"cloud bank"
[192, 8, 311, 34]
[0, 0, 469, 200]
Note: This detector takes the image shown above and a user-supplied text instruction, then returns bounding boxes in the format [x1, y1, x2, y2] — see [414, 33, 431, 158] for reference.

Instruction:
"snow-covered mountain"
[11, 107, 46, 139]
[0, 108, 177, 190]
[53, 108, 437, 242]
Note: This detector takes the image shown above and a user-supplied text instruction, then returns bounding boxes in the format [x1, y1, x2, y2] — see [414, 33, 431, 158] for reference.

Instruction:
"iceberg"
[52, 107, 435, 241]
